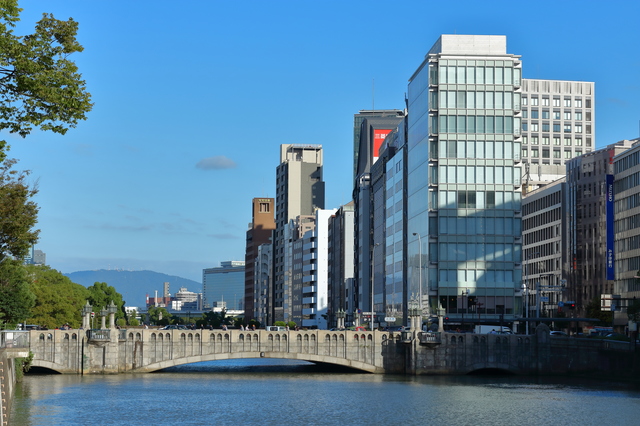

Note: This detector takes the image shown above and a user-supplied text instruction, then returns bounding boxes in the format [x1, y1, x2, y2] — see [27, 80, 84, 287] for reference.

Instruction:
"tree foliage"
[0, 258, 34, 325]
[26, 264, 88, 329]
[0, 149, 38, 261]
[585, 297, 612, 325]
[146, 306, 170, 326]
[0, 0, 93, 139]
[86, 281, 125, 320]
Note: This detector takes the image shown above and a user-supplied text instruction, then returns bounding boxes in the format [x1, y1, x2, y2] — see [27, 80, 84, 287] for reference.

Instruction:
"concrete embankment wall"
[0, 350, 18, 426]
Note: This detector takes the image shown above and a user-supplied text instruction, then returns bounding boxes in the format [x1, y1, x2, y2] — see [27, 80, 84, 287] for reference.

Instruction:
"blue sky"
[5, 0, 639, 283]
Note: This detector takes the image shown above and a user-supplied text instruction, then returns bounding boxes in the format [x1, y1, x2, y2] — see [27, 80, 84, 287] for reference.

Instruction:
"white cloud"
[196, 156, 237, 170]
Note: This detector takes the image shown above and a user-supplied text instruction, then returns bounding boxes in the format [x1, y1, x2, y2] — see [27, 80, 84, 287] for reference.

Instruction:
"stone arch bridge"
[12, 326, 638, 377]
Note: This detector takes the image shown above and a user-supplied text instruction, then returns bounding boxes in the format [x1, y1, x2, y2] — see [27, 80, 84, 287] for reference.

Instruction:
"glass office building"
[407, 35, 523, 325]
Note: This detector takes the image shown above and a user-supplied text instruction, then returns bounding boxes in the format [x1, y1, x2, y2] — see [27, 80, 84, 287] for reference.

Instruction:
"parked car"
[550, 331, 568, 336]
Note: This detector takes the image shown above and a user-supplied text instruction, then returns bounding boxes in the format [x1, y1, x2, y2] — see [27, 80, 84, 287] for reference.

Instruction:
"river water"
[9, 359, 640, 426]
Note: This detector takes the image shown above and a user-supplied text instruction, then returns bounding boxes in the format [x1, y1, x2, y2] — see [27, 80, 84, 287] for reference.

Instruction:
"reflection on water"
[10, 359, 640, 426]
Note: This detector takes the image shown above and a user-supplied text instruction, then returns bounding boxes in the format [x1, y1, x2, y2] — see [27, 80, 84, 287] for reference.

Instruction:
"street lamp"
[521, 283, 528, 334]
[412, 233, 426, 325]
[371, 243, 380, 330]
[461, 288, 469, 330]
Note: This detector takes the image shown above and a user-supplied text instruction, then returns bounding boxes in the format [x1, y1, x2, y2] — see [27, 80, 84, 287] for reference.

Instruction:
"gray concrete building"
[565, 140, 634, 318]
[613, 138, 640, 324]
[328, 202, 355, 328]
[273, 144, 324, 324]
[253, 243, 272, 326]
[520, 79, 595, 192]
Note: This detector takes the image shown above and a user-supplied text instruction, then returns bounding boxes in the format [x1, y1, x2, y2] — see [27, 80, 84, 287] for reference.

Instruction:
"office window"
[575, 124, 582, 133]
[542, 123, 550, 132]
[542, 110, 550, 119]
[522, 148, 528, 158]
[531, 97, 539, 106]
[542, 97, 549, 106]
[259, 203, 271, 213]
[564, 98, 571, 107]
[575, 150, 582, 157]
[575, 112, 582, 121]
[542, 137, 550, 145]
[553, 124, 561, 132]
[575, 138, 582, 146]
[542, 149, 550, 158]
[554, 137, 561, 145]
[565, 150, 572, 159]
[522, 110, 528, 118]
[564, 137, 572, 146]
[575, 99, 583, 108]
[553, 111, 561, 120]
[522, 122, 528, 131]
[531, 136, 539, 145]
[531, 110, 539, 119]
[532, 148, 539, 157]
[522, 135, 528, 144]
[564, 112, 571, 120]
[522, 96, 528, 106]
[586, 99, 591, 108]
[531, 123, 539, 132]
[586, 138, 592, 147]
[553, 98, 561, 107]
[564, 124, 571, 133]
[553, 150, 561, 158]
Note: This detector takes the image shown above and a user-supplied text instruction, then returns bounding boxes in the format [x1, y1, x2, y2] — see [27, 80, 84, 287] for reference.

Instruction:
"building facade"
[202, 261, 246, 311]
[327, 202, 355, 328]
[612, 139, 640, 324]
[520, 79, 595, 192]
[273, 144, 325, 324]
[565, 140, 634, 317]
[244, 198, 275, 322]
[407, 35, 524, 326]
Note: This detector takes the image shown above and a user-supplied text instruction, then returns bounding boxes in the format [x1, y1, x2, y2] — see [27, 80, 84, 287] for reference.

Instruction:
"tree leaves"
[0, 1, 93, 138]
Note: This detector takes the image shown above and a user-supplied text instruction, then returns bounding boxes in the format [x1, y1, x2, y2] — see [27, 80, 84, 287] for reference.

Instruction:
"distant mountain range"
[65, 270, 202, 308]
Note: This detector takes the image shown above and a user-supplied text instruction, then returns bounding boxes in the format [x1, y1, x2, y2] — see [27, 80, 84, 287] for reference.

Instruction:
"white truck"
[474, 325, 512, 334]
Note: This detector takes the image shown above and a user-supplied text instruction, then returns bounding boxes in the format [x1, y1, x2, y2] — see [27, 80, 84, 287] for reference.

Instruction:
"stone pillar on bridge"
[437, 307, 446, 332]
[100, 308, 107, 330]
[108, 301, 117, 329]
[82, 301, 92, 330]
[354, 310, 360, 327]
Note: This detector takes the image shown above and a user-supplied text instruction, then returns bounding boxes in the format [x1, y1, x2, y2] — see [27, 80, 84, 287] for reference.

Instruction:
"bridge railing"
[87, 329, 111, 341]
[0, 330, 29, 349]
[418, 331, 442, 344]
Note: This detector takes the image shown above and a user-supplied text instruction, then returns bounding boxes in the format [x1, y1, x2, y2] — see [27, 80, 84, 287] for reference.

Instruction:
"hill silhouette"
[65, 270, 201, 309]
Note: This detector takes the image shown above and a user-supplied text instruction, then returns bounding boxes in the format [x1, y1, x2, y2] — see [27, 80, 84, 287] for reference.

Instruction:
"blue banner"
[606, 174, 615, 280]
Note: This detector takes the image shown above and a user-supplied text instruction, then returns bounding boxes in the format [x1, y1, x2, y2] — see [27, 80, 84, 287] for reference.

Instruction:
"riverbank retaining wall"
[0, 351, 18, 426]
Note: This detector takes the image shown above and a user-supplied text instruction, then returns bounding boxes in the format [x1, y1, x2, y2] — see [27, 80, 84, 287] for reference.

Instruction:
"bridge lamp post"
[521, 283, 528, 335]
[371, 243, 380, 331]
[108, 301, 117, 329]
[461, 288, 469, 331]
[412, 233, 425, 327]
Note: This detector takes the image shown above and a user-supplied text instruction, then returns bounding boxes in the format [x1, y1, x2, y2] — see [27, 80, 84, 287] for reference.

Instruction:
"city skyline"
[4, 1, 639, 282]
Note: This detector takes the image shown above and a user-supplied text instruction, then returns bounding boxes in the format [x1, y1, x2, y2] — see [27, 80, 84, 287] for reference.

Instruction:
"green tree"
[147, 306, 170, 326]
[26, 265, 88, 329]
[86, 282, 125, 321]
[0, 150, 38, 262]
[0, 258, 34, 325]
[202, 310, 228, 329]
[585, 297, 612, 325]
[0, 0, 92, 140]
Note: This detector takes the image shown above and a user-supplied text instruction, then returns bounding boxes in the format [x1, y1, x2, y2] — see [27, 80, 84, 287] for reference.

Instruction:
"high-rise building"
[613, 138, 640, 323]
[244, 198, 275, 322]
[273, 144, 324, 324]
[353, 112, 405, 321]
[328, 202, 355, 328]
[566, 140, 634, 317]
[202, 261, 245, 311]
[520, 79, 595, 192]
[407, 35, 524, 325]
[253, 243, 272, 326]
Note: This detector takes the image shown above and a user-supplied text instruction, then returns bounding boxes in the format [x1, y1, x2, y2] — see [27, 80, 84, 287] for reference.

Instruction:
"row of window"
[614, 170, 640, 193]
[438, 139, 517, 160]
[437, 242, 519, 262]
[522, 123, 589, 133]
[522, 136, 590, 146]
[438, 90, 518, 110]
[522, 97, 590, 108]
[437, 115, 515, 134]
[438, 215, 521, 236]
[615, 192, 640, 214]
[437, 64, 521, 86]
[438, 165, 517, 185]
[522, 110, 590, 121]
[522, 148, 582, 159]
[614, 149, 640, 174]
[437, 190, 521, 210]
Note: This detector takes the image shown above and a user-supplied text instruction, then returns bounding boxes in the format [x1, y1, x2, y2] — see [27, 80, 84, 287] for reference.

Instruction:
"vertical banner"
[606, 174, 615, 280]
[373, 129, 392, 164]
